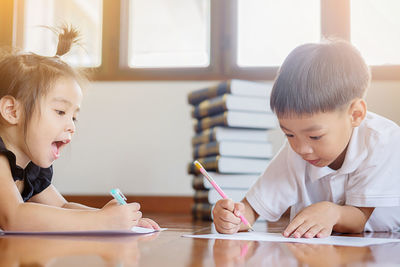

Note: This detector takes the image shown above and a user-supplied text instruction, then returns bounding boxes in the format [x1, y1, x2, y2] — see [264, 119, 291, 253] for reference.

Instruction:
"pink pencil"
[194, 160, 255, 231]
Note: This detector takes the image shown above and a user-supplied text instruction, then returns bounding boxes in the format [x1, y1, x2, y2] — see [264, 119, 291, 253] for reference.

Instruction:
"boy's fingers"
[214, 218, 241, 233]
[218, 199, 235, 212]
[316, 228, 331, 238]
[233, 202, 245, 216]
[304, 224, 322, 238]
[283, 217, 304, 237]
[220, 210, 241, 225]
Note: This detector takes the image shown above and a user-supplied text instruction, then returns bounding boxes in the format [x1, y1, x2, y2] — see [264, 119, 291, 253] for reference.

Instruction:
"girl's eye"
[310, 136, 322, 140]
[285, 134, 294, 138]
[56, 110, 65, 116]
[73, 117, 78, 122]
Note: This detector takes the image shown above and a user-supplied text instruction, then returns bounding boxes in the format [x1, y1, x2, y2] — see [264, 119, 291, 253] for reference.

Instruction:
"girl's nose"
[65, 118, 76, 134]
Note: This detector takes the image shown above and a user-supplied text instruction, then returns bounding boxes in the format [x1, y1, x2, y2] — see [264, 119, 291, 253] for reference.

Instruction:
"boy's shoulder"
[351, 111, 400, 164]
[361, 112, 400, 143]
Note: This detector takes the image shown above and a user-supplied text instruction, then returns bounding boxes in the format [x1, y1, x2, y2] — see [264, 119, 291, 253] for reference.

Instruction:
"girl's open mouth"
[51, 140, 70, 159]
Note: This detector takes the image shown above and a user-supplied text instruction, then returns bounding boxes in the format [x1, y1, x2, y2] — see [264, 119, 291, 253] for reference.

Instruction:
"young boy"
[212, 40, 400, 238]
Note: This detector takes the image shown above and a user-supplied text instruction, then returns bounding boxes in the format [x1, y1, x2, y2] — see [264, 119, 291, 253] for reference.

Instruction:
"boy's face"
[278, 109, 355, 170]
[24, 78, 83, 168]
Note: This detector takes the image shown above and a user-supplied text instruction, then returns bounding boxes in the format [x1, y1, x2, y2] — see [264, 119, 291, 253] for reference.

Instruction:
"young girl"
[0, 26, 159, 231]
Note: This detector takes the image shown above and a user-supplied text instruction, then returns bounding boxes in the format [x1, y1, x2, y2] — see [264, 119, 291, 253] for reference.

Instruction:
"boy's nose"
[295, 142, 313, 155]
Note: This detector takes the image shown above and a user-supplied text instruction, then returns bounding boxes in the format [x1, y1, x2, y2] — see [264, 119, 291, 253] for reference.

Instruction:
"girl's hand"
[283, 201, 340, 238]
[213, 199, 246, 234]
[137, 218, 160, 230]
[99, 199, 142, 230]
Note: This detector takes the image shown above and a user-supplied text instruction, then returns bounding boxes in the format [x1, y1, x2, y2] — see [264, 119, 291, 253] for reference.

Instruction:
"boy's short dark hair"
[270, 39, 371, 118]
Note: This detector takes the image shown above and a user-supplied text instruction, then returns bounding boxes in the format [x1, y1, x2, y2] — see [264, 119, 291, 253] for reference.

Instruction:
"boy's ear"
[0, 96, 22, 125]
[349, 98, 367, 127]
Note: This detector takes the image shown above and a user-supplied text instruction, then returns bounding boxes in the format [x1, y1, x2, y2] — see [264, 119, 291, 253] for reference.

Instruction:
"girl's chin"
[32, 158, 54, 168]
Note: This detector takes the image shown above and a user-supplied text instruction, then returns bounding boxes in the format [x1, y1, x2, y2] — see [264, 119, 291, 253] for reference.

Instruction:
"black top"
[0, 137, 53, 202]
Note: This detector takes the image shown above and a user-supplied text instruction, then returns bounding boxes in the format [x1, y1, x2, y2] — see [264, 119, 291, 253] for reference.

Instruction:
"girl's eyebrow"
[51, 97, 80, 112]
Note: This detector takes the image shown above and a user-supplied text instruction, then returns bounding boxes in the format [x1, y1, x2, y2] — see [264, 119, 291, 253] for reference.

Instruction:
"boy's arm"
[333, 205, 374, 233]
[238, 197, 259, 231]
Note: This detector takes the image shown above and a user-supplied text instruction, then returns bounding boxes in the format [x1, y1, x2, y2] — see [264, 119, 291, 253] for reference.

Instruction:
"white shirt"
[246, 112, 400, 231]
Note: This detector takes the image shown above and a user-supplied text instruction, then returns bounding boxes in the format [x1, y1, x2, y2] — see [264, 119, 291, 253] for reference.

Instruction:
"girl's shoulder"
[0, 137, 21, 180]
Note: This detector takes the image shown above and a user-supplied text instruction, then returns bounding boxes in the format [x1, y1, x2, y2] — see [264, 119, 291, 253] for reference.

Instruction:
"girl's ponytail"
[55, 25, 81, 57]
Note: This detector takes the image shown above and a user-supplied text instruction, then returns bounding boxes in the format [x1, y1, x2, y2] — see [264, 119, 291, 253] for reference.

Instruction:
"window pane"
[237, 0, 320, 67]
[351, 0, 400, 65]
[128, 0, 210, 68]
[21, 0, 102, 67]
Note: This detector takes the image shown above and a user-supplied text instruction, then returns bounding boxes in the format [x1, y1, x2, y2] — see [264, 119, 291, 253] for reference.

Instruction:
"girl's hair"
[270, 39, 371, 118]
[0, 25, 86, 133]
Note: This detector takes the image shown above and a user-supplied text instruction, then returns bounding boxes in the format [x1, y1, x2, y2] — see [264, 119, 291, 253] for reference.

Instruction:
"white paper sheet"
[0, 226, 167, 236]
[183, 232, 400, 247]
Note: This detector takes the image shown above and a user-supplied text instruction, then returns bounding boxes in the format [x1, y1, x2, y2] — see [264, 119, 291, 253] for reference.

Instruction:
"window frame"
[1, 0, 399, 81]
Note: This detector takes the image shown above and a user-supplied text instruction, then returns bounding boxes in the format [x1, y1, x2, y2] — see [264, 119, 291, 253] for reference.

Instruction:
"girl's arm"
[0, 156, 141, 231]
[28, 185, 96, 210]
[29, 180, 161, 230]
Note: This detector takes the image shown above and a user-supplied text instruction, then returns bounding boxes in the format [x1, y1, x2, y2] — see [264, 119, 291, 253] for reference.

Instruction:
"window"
[126, 0, 210, 68]
[1, 0, 399, 80]
[237, 0, 320, 67]
[14, 0, 102, 67]
[351, 0, 400, 65]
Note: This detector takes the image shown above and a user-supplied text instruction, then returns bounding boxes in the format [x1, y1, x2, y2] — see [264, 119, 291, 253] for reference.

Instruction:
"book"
[192, 203, 213, 221]
[193, 111, 277, 133]
[192, 140, 273, 159]
[191, 94, 272, 119]
[188, 80, 273, 105]
[192, 173, 259, 190]
[188, 156, 268, 174]
[194, 189, 248, 205]
[191, 127, 271, 146]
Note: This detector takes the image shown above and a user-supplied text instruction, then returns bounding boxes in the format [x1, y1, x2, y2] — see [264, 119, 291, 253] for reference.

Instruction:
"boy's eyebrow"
[52, 97, 80, 112]
[280, 124, 323, 132]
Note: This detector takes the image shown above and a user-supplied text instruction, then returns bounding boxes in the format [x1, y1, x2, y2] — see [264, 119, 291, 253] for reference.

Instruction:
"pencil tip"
[248, 225, 255, 232]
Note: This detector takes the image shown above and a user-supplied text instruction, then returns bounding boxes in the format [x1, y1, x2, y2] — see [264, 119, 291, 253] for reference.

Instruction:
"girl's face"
[24, 78, 83, 168]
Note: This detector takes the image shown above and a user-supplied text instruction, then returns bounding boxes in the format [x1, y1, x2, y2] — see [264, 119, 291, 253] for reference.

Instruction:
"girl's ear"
[349, 98, 367, 127]
[0, 96, 22, 125]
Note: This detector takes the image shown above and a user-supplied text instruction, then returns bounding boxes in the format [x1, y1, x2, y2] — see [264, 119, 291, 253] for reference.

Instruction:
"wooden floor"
[1, 213, 400, 266]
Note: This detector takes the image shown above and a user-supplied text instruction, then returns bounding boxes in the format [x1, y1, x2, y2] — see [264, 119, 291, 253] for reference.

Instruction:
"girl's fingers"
[132, 211, 142, 221]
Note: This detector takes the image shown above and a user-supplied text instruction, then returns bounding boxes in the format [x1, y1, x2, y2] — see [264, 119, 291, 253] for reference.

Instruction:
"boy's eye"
[310, 136, 322, 140]
[285, 134, 294, 138]
[55, 110, 65, 116]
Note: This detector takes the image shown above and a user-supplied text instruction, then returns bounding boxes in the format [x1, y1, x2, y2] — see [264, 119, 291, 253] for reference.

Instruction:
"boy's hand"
[100, 199, 142, 230]
[283, 201, 340, 238]
[213, 199, 246, 234]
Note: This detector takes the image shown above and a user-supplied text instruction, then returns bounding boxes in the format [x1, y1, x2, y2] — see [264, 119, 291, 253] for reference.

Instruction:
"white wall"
[53, 80, 400, 196]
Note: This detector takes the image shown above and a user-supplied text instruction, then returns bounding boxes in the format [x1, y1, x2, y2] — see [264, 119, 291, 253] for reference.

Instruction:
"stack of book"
[187, 79, 277, 220]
